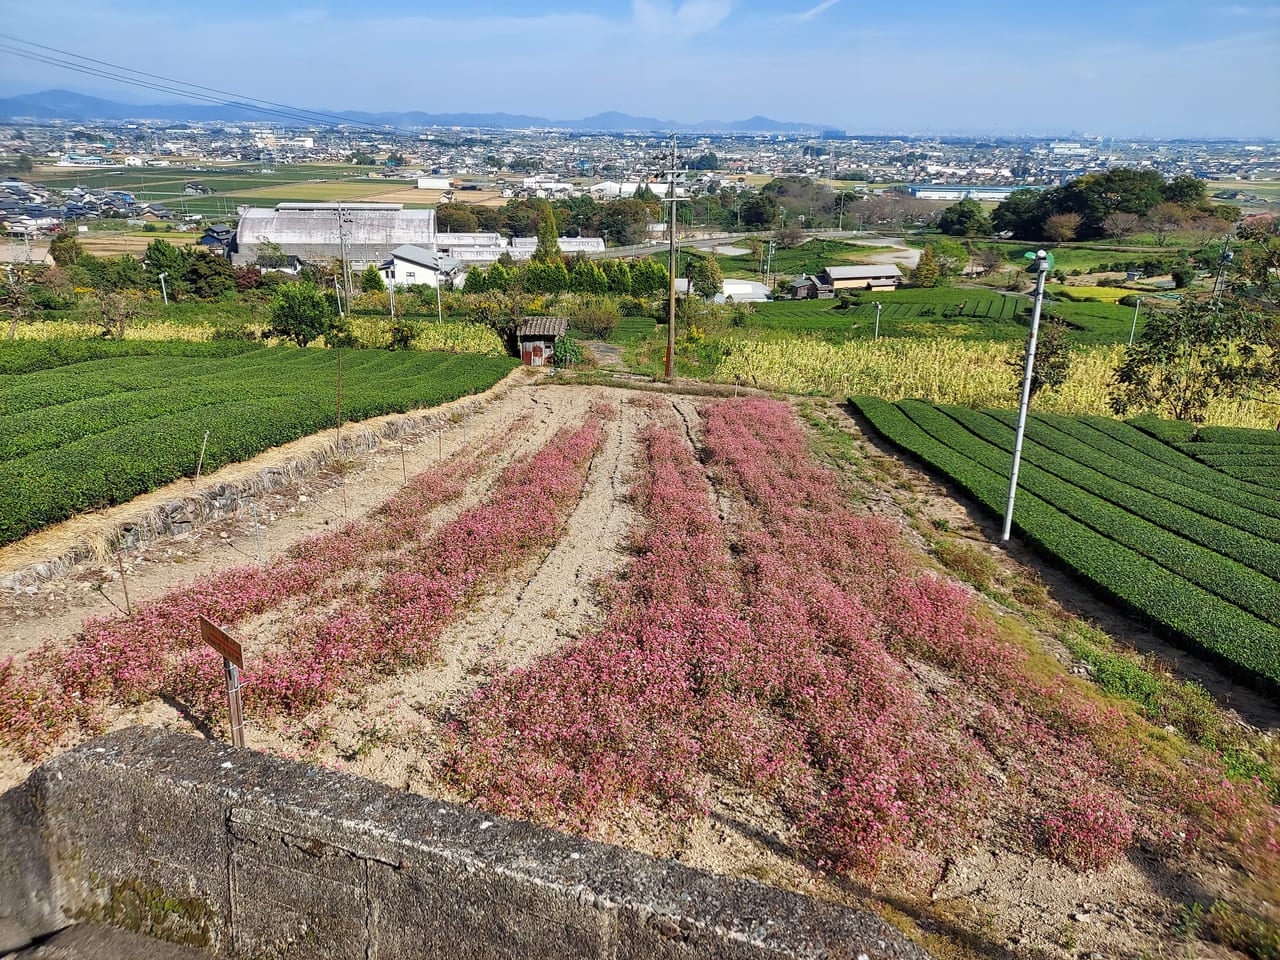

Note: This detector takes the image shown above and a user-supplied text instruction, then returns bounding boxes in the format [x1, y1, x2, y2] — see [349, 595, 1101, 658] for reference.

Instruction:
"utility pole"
[1001, 249, 1052, 543]
[873, 301, 881, 340]
[838, 191, 845, 231]
[1128, 296, 1143, 347]
[335, 202, 354, 306]
[661, 134, 685, 382]
[1211, 236, 1234, 311]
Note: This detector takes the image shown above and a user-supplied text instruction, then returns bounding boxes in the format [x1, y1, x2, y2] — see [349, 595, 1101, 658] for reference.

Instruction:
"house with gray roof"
[817, 264, 902, 291]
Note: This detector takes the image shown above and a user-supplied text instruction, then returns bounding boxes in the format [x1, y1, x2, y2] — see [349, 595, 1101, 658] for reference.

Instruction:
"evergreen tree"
[360, 263, 386, 293]
[914, 246, 941, 287]
[602, 259, 632, 296]
[690, 257, 724, 299]
[533, 201, 562, 263]
[569, 259, 608, 294]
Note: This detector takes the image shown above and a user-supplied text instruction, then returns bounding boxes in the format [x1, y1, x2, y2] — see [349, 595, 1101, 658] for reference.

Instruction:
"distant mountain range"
[0, 90, 829, 134]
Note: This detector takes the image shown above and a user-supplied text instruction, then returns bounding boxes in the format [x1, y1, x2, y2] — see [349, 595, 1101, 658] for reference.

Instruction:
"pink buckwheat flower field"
[1, 383, 1276, 959]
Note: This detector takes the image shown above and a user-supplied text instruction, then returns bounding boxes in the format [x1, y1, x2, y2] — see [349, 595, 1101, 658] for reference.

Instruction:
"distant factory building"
[510, 236, 605, 258]
[908, 185, 1030, 202]
[232, 203, 436, 268]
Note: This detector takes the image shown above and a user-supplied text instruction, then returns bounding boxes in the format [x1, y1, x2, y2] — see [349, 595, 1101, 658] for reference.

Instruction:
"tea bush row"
[852, 397, 1280, 686]
[0, 347, 518, 545]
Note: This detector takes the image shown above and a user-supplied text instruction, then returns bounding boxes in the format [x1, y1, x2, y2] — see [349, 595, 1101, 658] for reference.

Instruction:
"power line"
[0, 33, 403, 133]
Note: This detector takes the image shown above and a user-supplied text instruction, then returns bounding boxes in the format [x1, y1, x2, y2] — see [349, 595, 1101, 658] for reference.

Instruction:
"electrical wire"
[0, 33, 402, 133]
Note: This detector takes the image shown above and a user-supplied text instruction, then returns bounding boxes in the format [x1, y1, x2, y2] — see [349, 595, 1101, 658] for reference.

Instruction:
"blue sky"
[2, 0, 1278, 136]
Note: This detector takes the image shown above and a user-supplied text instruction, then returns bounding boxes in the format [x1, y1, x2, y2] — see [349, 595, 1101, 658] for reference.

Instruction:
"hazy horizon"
[2, 0, 1279, 139]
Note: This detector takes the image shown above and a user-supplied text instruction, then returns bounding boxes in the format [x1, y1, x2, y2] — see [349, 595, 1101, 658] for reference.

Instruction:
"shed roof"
[516, 317, 569, 338]
[821, 264, 902, 280]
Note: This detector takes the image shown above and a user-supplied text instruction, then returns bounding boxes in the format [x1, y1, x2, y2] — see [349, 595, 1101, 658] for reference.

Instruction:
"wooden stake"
[115, 550, 132, 616]
[193, 430, 209, 485]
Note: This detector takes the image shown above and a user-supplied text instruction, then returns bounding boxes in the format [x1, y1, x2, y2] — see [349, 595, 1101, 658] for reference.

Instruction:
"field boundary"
[0, 366, 535, 592]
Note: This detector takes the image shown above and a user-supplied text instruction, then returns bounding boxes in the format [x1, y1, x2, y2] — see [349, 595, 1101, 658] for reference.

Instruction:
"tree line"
[989, 170, 1240, 243]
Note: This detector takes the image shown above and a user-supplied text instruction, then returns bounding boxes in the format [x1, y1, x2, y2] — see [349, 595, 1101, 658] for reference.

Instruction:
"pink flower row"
[445, 400, 995, 874]
[0, 410, 605, 759]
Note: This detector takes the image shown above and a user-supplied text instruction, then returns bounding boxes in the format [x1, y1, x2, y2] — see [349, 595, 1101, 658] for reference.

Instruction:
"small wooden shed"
[516, 317, 568, 367]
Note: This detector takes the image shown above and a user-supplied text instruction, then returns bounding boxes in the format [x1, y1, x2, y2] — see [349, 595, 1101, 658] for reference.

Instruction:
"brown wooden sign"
[198, 615, 243, 670]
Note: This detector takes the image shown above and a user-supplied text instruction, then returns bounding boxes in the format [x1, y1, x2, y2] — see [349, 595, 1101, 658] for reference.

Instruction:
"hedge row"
[933, 404, 1280, 623]
[0, 338, 263, 375]
[851, 396, 1280, 687]
[1196, 425, 1280, 447]
[0, 349, 518, 545]
[1068, 416, 1280, 518]
[983, 409, 1280, 545]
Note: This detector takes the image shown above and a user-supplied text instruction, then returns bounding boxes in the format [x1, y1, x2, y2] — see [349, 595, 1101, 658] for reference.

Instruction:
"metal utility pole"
[1001, 249, 1052, 543]
[838, 191, 845, 231]
[1211, 236, 1234, 311]
[1128, 296, 1143, 347]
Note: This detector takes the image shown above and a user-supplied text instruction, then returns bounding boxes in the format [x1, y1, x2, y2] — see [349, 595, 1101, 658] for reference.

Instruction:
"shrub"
[1040, 790, 1135, 870]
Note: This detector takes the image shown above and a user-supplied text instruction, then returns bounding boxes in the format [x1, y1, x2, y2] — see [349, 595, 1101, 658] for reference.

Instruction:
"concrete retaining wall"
[0, 728, 930, 960]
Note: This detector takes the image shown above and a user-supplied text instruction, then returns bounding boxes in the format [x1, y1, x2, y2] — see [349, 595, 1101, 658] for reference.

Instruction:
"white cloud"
[631, 0, 735, 36]
[789, 0, 840, 23]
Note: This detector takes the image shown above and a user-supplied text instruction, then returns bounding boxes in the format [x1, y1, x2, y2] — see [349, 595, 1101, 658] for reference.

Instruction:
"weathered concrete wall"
[0, 728, 930, 960]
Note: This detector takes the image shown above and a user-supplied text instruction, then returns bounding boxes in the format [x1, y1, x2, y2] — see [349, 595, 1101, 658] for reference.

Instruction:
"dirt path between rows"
[0, 376, 557, 659]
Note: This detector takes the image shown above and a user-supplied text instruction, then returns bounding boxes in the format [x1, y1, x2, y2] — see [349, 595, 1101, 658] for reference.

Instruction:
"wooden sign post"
[198, 615, 246, 748]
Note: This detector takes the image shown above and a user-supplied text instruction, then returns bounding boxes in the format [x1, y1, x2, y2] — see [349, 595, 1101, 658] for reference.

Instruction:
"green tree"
[690, 256, 724, 299]
[270, 282, 336, 347]
[739, 193, 781, 230]
[436, 202, 479, 233]
[569, 258, 608, 294]
[913, 246, 941, 287]
[937, 197, 992, 237]
[360, 263, 386, 293]
[524, 259, 568, 293]
[49, 231, 84, 266]
[991, 188, 1047, 238]
[1162, 175, 1208, 208]
[601, 259, 632, 295]
[532, 201, 562, 263]
[182, 253, 236, 299]
[1111, 296, 1277, 423]
[143, 238, 189, 278]
[630, 259, 670, 297]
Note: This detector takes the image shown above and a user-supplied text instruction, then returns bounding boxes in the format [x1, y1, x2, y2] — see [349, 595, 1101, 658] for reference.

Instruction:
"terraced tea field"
[853, 397, 1280, 686]
[0, 342, 517, 545]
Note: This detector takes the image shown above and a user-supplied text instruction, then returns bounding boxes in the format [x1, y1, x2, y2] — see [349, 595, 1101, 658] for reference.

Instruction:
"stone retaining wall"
[0, 728, 929, 960]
